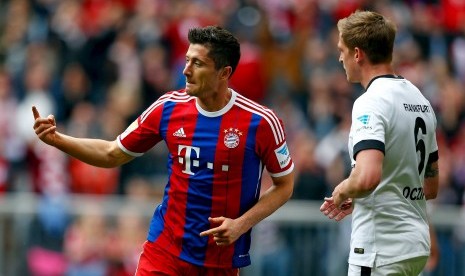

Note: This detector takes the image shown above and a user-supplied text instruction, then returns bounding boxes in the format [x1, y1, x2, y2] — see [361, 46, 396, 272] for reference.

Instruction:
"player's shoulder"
[159, 89, 194, 102]
[152, 89, 195, 107]
[234, 91, 279, 119]
[234, 91, 287, 144]
[361, 77, 409, 103]
[141, 90, 194, 120]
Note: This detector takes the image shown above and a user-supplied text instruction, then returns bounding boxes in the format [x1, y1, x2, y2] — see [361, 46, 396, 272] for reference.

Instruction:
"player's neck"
[361, 63, 395, 90]
[197, 87, 232, 112]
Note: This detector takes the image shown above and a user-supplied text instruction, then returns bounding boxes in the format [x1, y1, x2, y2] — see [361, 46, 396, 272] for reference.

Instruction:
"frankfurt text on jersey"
[403, 104, 430, 113]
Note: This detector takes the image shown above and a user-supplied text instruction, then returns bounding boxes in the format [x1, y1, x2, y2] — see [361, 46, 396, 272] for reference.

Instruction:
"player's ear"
[354, 47, 364, 63]
[220, 66, 232, 80]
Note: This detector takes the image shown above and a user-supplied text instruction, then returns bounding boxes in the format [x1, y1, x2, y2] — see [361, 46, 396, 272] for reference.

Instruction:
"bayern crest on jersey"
[223, 128, 242, 149]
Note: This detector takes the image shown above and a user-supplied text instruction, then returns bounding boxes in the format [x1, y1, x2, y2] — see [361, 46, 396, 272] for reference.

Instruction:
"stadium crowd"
[0, 0, 464, 275]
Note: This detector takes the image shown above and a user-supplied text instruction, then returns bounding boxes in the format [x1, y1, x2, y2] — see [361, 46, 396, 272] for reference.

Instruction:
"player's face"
[337, 34, 359, 83]
[183, 44, 223, 98]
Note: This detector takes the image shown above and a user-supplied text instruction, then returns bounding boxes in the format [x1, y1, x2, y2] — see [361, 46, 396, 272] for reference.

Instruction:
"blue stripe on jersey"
[147, 101, 174, 242]
[159, 101, 175, 140]
[179, 113, 222, 263]
[233, 113, 262, 268]
[240, 113, 262, 213]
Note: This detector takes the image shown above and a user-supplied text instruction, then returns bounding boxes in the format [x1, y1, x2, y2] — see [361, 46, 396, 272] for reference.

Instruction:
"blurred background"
[0, 0, 464, 275]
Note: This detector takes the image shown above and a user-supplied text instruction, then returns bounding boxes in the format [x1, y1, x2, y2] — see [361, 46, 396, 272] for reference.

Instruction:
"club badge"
[223, 128, 242, 149]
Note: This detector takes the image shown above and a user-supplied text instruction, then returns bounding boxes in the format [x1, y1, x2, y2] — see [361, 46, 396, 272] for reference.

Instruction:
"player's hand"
[320, 197, 353, 221]
[32, 106, 57, 145]
[199, 216, 243, 246]
[331, 179, 349, 207]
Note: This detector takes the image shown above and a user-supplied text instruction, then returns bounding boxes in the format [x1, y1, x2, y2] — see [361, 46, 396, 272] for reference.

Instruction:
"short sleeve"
[118, 103, 163, 156]
[255, 116, 294, 177]
[351, 95, 387, 159]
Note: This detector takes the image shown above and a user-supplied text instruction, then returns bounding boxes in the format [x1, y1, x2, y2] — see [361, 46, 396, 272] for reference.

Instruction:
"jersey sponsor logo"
[355, 114, 373, 132]
[354, 248, 364, 254]
[178, 145, 200, 175]
[402, 186, 424, 200]
[403, 103, 430, 113]
[121, 120, 139, 140]
[173, 127, 186, 138]
[357, 114, 371, 125]
[177, 144, 230, 175]
[223, 128, 242, 149]
[275, 142, 291, 168]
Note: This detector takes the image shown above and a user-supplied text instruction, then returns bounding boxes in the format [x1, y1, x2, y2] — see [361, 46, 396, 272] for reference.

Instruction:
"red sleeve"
[256, 116, 294, 177]
[117, 103, 163, 156]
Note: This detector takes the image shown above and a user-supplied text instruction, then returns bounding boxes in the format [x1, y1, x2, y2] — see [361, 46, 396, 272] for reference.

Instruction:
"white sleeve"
[351, 94, 388, 158]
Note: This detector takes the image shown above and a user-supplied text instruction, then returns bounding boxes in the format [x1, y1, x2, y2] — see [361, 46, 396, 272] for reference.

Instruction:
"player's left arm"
[200, 171, 294, 246]
[238, 170, 294, 228]
[424, 110, 439, 200]
[424, 159, 439, 200]
[331, 149, 384, 207]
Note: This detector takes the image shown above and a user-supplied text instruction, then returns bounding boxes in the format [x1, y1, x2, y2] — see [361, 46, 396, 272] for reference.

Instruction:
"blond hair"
[337, 10, 397, 64]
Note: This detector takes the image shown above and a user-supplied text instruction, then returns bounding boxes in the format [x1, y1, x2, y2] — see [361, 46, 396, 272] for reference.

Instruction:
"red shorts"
[135, 241, 240, 276]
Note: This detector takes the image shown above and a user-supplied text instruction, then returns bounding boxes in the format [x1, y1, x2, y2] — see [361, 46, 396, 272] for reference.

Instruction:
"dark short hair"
[188, 26, 241, 77]
[338, 10, 397, 64]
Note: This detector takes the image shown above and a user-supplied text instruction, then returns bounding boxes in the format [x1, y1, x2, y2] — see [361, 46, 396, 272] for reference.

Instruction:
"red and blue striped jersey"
[117, 89, 294, 268]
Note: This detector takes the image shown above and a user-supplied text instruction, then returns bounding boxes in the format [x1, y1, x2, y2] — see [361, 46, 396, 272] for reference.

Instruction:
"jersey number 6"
[414, 117, 427, 175]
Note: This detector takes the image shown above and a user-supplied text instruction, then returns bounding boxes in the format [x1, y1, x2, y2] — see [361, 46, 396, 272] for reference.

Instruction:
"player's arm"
[32, 106, 134, 168]
[200, 171, 294, 246]
[320, 149, 382, 220]
[332, 149, 383, 207]
[424, 159, 439, 200]
[237, 171, 294, 229]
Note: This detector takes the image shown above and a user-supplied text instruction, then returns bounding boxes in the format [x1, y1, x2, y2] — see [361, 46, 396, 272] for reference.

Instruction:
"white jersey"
[348, 75, 439, 267]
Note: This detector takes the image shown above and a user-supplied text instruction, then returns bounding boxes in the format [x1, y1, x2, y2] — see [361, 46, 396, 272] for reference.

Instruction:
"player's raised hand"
[32, 105, 58, 145]
[320, 197, 353, 221]
[199, 216, 243, 246]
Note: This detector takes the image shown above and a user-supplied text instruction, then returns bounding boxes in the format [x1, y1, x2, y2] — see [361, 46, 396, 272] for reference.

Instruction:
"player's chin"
[345, 73, 352, 82]
[185, 85, 196, 95]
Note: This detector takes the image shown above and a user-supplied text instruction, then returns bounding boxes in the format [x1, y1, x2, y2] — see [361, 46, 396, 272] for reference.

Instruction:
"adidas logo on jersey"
[173, 127, 186, 138]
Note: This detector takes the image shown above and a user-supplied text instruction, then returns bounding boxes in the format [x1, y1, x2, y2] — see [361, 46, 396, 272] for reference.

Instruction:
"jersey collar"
[196, 89, 237, 117]
[366, 74, 404, 91]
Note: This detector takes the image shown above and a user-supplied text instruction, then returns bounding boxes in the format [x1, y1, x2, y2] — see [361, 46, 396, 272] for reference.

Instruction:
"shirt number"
[414, 117, 427, 175]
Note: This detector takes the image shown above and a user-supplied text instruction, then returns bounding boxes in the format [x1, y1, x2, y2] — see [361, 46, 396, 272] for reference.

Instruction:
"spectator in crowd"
[64, 204, 109, 276]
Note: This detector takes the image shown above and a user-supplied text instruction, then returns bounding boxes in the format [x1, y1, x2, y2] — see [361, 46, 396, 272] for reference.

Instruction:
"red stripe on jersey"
[203, 108, 253, 266]
[235, 94, 284, 145]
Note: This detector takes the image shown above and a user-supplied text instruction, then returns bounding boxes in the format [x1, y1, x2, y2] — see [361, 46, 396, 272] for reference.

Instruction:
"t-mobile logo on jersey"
[177, 145, 229, 175]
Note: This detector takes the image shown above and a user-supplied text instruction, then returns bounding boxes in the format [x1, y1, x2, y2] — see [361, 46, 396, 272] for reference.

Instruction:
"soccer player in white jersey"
[319, 10, 439, 276]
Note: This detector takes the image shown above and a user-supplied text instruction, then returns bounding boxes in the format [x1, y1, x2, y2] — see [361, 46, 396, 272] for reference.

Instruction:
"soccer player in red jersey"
[32, 26, 295, 275]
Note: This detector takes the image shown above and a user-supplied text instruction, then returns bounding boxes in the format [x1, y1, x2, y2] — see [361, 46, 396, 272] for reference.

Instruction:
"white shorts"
[348, 256, 428, 276]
